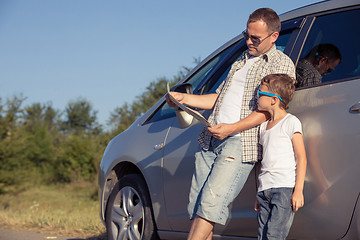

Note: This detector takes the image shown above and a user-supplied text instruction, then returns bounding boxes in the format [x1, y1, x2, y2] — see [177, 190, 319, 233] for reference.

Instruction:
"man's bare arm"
[166, 92, 218, 110]
[208, 110, 269, 139]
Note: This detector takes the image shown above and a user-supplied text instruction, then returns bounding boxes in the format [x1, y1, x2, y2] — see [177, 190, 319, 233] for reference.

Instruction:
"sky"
[0, 0, 321, 128]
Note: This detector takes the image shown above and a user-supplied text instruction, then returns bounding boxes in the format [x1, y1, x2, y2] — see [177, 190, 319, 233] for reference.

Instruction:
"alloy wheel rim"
[111, 186, 144, 240]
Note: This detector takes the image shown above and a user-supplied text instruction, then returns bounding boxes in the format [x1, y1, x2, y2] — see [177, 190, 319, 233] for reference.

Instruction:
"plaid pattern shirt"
[198, 45, 296, 163]
[296, 59, 322, 87]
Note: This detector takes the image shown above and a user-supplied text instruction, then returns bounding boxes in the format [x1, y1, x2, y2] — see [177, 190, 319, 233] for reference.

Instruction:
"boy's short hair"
[248, 8, 281, 33]
[261, 74, 296, 109]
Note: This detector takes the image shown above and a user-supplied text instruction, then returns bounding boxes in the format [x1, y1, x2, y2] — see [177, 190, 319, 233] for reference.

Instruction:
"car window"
[146, 43, 237, 123]
[201, 41, 247, 95]
[296, 9, 360, 88]
[186, 44, 237, 90]
[276, 32, 292, 52]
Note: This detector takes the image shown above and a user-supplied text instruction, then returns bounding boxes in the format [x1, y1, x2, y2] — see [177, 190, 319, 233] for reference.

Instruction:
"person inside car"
[296, 43, 342, 88]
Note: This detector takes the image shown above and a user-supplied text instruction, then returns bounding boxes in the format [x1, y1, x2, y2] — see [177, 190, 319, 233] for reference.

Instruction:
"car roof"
[280, 0, 360, 22]
[220, 0, 360, 57]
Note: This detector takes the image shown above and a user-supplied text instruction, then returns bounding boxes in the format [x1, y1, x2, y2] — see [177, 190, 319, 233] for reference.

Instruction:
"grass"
[0, 182, 107, 239]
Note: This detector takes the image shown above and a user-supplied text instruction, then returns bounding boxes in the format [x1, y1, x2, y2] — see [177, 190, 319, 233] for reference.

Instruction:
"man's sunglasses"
[242, 30, 274, 46]
[257, 90, 284, 102]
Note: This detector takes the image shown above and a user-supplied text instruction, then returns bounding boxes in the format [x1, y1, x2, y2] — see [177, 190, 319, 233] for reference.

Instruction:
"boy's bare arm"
[166, 92, 218, 110]
[291, 132, 307, 212]
[208, 110, 269, 140]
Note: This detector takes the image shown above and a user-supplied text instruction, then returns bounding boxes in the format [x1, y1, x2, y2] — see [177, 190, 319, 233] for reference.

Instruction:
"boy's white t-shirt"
[258, 113, 303, 192]
[216, 56, 259, 136]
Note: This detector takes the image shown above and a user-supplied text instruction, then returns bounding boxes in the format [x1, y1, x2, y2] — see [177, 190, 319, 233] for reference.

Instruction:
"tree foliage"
[62, 98, 101, 135]
[0, 62, 195, 191]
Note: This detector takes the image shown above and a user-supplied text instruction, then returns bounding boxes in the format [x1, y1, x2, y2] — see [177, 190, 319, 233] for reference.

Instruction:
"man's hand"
[166, 92, 185, 108]
[207, 123, 235, 140]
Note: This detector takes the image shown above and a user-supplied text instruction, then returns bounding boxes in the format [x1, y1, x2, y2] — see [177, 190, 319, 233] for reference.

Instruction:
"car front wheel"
[105, 174, 159, 240]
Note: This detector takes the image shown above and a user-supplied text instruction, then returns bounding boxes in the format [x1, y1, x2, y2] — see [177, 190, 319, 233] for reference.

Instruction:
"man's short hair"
[306, 43, 342, 63]
[261, 74, 296, 109]
[248, 8, 281, 33]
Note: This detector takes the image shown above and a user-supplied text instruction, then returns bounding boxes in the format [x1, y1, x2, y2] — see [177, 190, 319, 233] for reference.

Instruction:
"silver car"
[98, 0, 360, 239]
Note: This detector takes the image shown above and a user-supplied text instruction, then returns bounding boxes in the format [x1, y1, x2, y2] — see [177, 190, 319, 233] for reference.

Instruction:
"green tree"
[0, 95, 26, 139]
[0, 95, 28, 188]
[108, 62, 196, 133]
[54, 134, 101, 183]
[62, 98, 102, 135]
[23, 102, 59, 132]
[22, 103, 58, 174]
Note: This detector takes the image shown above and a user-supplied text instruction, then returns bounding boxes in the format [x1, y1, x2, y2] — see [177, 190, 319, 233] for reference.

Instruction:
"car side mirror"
[171, 83, 195, 129]
[171, 83, 193, 94]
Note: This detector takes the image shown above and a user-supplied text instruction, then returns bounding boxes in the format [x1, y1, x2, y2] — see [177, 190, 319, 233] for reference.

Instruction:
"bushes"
[54, 134, 104, 183]
[0, 63, 194, 190]
[0, 98, 107, 189]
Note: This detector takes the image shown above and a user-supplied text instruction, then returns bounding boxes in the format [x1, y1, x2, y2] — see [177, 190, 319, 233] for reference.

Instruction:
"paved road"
[0, 229, 104, 240]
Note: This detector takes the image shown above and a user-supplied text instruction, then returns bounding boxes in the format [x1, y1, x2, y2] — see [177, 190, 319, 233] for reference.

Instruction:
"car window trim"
[288, 16, 316, 66]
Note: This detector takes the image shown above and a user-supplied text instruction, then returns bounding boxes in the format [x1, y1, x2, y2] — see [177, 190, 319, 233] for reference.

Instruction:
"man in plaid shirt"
[167, 8, 295, 240]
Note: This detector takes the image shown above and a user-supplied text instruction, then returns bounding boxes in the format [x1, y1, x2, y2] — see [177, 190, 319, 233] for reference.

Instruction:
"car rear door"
[287, 7, 360, 239]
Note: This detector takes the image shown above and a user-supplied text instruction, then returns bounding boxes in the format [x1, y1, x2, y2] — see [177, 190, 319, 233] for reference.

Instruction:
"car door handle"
[350, 102, 360, 113]
[154, 143, 164, 150]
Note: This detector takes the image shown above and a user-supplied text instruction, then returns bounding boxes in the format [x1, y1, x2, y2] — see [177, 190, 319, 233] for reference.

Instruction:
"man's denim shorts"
[188, 136, 255, 225]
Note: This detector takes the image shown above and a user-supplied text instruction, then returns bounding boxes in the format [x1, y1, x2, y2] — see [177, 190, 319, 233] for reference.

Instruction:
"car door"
[161, 19, 303, 237]
[287, 8, 360, 239]
[143, 43, 238, 234]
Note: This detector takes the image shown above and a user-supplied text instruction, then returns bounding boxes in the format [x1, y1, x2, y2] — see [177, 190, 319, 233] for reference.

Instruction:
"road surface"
[0, 228, 104, 240]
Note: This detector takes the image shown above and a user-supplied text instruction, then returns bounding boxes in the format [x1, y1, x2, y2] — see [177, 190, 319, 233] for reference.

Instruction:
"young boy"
[255, 74, 307, 239]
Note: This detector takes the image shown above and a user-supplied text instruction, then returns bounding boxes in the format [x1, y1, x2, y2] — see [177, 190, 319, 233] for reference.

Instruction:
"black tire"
[105, 174, 159, 240]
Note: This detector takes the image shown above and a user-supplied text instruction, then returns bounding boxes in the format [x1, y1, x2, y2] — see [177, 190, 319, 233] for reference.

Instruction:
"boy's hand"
[291, 190, 304, 212]
[254, 199, 260, 212]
